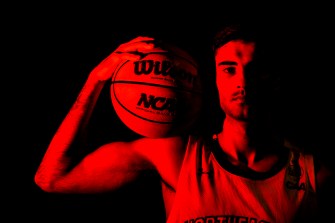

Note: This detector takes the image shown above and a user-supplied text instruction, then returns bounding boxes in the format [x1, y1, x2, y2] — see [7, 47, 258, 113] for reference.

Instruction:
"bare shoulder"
[314, 153, 335, 217]
[130, 135, 189, 189]
[315, 155, 334, 191]
[94, 135, 187, 166]
[131, 135, 188, 158]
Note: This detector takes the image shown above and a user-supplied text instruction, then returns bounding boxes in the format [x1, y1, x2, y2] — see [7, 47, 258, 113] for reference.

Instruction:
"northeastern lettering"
[184, 215, 270, 223]
[137, 93, 176, 112]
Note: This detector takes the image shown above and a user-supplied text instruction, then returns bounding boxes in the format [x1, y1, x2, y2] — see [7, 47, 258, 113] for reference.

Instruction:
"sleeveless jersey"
[166, 135, 318, 223]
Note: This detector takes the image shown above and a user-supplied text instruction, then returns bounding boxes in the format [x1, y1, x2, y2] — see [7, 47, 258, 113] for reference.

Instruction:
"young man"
[34, 22, 333, 222]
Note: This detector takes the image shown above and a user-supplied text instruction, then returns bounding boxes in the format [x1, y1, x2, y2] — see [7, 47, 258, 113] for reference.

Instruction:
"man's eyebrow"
[218, 61, 237, 66]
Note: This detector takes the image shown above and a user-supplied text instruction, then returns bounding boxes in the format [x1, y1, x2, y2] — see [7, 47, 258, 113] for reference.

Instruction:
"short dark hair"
[212, 21, 267, 54]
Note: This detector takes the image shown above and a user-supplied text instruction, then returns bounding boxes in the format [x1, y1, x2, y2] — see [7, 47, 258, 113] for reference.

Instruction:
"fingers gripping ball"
[110, 44, 203, 138]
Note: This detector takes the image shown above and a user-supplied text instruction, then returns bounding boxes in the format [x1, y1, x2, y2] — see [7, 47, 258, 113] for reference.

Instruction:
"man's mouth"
[232, 96, 246, 103]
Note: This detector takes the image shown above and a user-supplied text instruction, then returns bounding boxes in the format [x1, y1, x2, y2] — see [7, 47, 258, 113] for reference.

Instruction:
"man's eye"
[223, 67, 236, 75]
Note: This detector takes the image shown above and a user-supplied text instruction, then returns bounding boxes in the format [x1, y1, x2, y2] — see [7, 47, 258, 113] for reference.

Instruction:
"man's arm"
[34, 37, 156, 193]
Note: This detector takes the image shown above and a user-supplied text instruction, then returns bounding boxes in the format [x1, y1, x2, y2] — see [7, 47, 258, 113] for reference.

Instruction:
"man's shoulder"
[133, 133, 206, 145]
[126, 134, 190, 157]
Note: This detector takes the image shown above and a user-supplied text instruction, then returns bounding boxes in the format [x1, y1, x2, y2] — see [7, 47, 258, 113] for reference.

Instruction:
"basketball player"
[34, 22, 334, 222]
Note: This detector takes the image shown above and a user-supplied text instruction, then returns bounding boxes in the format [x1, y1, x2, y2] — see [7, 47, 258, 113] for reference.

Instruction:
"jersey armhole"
[304, 153, 316, 192]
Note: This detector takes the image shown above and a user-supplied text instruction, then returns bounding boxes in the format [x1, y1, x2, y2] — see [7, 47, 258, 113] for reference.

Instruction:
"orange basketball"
[110, 44, 202, 138]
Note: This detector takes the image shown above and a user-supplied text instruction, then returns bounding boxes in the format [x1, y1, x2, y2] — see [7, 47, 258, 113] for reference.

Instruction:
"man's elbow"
[34, 172, 57, 193]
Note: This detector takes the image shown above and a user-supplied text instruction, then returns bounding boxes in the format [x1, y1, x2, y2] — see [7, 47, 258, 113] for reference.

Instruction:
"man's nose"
[237, 86, 246, 96]
[236, 70, 247, 93]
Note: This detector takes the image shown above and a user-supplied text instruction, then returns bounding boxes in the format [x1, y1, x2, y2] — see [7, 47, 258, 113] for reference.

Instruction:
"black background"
[10, 3, 334, 222]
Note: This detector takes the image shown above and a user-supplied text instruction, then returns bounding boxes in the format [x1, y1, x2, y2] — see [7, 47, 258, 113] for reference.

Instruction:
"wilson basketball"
[110, 43, 203, 138]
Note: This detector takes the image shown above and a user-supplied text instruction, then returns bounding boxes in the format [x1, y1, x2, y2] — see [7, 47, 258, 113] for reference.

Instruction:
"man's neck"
[217, 116, 278, 167]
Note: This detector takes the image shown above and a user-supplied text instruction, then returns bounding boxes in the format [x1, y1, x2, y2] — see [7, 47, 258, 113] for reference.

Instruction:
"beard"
[221, 102, 252, 122]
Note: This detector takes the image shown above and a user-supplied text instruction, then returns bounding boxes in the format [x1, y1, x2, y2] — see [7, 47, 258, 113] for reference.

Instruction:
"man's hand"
[90, 36, 156, 81]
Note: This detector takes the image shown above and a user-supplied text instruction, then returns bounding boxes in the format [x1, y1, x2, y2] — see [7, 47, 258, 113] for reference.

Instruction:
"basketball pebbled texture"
[110, 45, 203, 138]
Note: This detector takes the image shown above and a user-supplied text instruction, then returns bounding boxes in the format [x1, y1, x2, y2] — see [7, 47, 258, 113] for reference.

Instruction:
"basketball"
[110, 43, 203, 138]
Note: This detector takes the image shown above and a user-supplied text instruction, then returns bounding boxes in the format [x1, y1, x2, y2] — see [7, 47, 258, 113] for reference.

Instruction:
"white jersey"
[167, 135, 318, 223]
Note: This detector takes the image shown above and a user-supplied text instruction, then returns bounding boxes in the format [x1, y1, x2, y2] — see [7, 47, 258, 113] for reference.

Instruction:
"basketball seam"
[111, 82, 176, 124]
[141, 52, 198, 68]
[111, 81, 202, 94]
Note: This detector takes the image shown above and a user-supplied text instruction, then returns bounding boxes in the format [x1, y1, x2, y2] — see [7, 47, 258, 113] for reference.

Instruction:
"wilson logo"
[133, 60, 196, 84]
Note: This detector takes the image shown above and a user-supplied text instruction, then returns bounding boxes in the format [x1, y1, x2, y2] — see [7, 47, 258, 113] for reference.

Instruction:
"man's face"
[215, 40, 258, 121]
